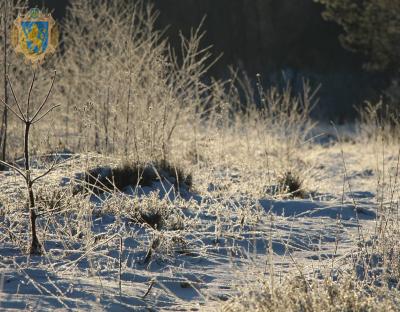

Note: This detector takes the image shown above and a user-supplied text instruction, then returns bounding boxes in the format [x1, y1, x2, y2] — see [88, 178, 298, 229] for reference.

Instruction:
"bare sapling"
[0, 0, 9, 170]
[0, 70, 59, 255]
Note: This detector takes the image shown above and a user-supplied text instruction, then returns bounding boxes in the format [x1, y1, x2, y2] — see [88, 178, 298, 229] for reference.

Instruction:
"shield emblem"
[21, 21, 49, 55]
[12, 9, 58, 66]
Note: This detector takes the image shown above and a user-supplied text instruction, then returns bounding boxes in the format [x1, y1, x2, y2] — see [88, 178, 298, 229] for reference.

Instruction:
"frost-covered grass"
[1, 127, 400, 311]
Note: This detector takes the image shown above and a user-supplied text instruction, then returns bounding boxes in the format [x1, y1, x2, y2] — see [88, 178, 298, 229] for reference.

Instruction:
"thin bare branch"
[31, 162, 57, 184]
[31, 104, 60, 124]
[31, 153, 74, 184]
[6, 75, 26, 120]
[26, 70, 36, 118]
[31, 71, 57, 122]
[0, 98, 25, 122]
[0, 160, 26, 179]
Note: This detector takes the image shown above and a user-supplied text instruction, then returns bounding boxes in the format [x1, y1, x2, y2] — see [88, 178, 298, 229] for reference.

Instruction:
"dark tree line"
[27, 0, 391, 119]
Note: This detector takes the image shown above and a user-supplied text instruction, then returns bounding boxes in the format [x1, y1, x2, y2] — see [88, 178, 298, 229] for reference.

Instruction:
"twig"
[61, 233, 120, 270]
[6, 75, 25, 119]
[0, 159, 26, 179]
[31, 104, 61, 124]
[30, 71, 57, 122]
[26, 70, 36, 117]
[142, 278, 156, 299]
[31, 161, 58, 184]
[0, 97, 25, 122]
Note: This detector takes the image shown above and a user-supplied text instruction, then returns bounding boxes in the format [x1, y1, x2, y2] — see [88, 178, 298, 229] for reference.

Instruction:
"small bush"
[108, 163, 157, 190]
[35, 187, 70, 213]
[277, 171, 305, 198]
[137, 211, 163, 229]
[127, 193, 185, 231]
[75, 160, 192, 195]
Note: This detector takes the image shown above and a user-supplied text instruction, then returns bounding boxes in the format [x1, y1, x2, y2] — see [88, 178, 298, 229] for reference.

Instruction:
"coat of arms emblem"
[11, 8, 59, 66]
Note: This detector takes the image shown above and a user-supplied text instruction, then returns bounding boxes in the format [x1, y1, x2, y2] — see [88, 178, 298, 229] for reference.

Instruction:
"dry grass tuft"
[277, 170, 306, 198]
[221, 275, 400, 312]
[75, 160, 192, 195]
[126, 193, 186, 231]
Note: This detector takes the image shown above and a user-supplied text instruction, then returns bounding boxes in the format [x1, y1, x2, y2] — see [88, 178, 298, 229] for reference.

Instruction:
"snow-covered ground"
[0, 135, 395, 311]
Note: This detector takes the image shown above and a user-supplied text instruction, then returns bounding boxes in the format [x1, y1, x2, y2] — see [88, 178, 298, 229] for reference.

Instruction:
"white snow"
[0, 138, 392, 311]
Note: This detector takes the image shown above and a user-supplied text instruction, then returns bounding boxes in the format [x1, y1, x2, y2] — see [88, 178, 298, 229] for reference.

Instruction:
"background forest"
[25, 0, 395, 120]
